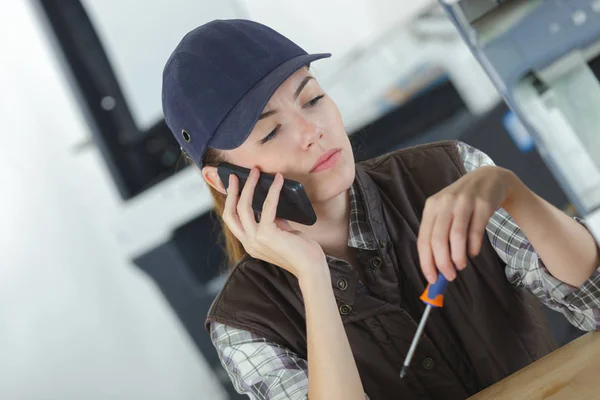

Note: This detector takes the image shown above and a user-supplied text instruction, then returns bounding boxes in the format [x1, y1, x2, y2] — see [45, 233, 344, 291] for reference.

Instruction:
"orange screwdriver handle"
[420, 274, 448, 308]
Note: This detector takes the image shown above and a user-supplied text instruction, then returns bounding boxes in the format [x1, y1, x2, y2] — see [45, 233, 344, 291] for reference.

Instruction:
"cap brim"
[208, 53, 331, 151]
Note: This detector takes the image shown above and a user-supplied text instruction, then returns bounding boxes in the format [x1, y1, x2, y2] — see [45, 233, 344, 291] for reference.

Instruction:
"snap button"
[339, 304, 352, 315]
[337, 278, 348, 291]
[422, 357, 435, 370]
[370, 256, 382, 268]
[181, 129, 191, 142]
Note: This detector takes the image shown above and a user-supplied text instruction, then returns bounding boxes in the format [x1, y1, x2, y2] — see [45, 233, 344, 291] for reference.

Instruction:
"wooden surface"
[468, 332, 600, 400]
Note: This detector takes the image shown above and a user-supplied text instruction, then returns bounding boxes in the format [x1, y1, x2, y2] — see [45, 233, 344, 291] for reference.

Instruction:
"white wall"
[80, 0, 243, 130]
[0, 2, 225, 399]
[242, 0, 435, 60]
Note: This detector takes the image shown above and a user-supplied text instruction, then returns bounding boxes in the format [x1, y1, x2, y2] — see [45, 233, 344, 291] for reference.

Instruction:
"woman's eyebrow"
[258, 76, 315, 120]
[293, 76, 314, 99]
[258, 110, 277, 120]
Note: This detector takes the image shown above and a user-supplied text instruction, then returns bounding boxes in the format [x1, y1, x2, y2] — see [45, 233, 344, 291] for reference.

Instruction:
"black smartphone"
[217, 162, 317, 226]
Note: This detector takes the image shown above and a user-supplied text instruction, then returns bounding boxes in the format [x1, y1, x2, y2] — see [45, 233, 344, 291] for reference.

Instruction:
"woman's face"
[219, 67, 355, 203]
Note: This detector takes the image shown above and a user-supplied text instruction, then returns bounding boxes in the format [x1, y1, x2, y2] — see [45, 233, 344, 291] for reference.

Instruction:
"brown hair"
[181, 148, 247, 269]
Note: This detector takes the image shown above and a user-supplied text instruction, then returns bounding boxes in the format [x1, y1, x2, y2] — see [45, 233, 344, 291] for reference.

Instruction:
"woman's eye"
[260, 125, 280, 144]
[304, 94, 324, 108]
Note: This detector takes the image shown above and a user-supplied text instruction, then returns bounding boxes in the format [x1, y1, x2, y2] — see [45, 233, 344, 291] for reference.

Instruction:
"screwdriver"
[400, 274, 449, 379]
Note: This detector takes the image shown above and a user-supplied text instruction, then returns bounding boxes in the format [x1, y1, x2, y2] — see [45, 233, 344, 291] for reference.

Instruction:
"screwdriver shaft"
[400, 304, 432, 378]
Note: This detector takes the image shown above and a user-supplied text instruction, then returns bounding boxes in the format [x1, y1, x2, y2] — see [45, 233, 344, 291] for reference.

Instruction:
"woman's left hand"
[417, 165, 518, 284]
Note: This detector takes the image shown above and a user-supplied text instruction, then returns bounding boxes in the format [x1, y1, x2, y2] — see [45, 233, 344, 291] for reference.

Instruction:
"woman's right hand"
[222, 167, 327, 280]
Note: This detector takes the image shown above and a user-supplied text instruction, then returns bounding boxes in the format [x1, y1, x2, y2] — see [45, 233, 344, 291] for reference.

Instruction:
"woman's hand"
[222, 167, 327, 281]
[417, 165, 518, 284]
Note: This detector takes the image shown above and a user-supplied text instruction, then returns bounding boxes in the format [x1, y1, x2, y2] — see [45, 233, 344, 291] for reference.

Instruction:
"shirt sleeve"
[210, 322, 370, 399]
[211, 321, 309, 399]
[456, 141, 600, 331]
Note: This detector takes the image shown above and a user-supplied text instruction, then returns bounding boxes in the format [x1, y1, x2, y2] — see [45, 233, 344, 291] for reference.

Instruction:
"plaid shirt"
[210, 142, 600, 399]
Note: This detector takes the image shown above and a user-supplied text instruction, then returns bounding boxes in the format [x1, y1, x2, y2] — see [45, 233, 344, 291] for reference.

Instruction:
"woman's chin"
[306, 163, 355, 203]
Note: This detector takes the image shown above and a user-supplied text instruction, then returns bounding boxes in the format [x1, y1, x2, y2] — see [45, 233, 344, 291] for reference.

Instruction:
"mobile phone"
[217, 162, 317, 226]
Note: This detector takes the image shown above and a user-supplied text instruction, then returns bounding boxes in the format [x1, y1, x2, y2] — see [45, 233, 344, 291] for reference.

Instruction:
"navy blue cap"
[162, 19, 331, 167]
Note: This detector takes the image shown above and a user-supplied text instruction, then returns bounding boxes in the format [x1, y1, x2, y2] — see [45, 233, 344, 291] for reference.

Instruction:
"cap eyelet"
[181, 129, 191, 142]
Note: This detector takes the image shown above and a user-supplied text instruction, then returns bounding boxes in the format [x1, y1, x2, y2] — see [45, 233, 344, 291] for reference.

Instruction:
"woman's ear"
[202, 166, 227, 194]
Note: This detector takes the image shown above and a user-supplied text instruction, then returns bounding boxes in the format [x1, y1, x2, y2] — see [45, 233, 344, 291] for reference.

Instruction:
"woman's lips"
[310, 148, 342, 173]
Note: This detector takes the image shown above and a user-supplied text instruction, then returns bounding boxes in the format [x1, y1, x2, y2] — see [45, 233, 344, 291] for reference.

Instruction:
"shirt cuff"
[559, 218, 600, 309]
[525, 255, 600, 331]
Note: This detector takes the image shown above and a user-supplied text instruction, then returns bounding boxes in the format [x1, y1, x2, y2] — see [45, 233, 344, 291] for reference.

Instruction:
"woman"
[162, 19, 600, 400]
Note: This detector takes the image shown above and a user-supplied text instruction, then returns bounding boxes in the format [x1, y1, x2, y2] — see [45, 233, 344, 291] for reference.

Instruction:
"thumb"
[274, 217, 294, 232]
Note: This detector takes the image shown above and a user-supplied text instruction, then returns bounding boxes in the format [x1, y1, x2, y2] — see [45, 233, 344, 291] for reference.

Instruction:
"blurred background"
[0, 1, 588, 399]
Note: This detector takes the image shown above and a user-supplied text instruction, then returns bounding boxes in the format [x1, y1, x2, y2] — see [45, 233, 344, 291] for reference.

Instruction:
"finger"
[237, 167, 259, 235]
[417, 199, 438, 284]
[449, 199, 473, 271]
[468, 201, 493, 257]
[431, 206, 457, 281]
[222, 174, 245, 239]
[260, 173, 283, 224]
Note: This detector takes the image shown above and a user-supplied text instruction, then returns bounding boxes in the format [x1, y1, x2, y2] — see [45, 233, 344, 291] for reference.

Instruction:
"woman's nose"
[297, 115, 322, 148]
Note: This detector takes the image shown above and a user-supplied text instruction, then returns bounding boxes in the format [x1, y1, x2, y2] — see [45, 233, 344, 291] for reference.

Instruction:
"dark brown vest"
[206, 141, 556, 399]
